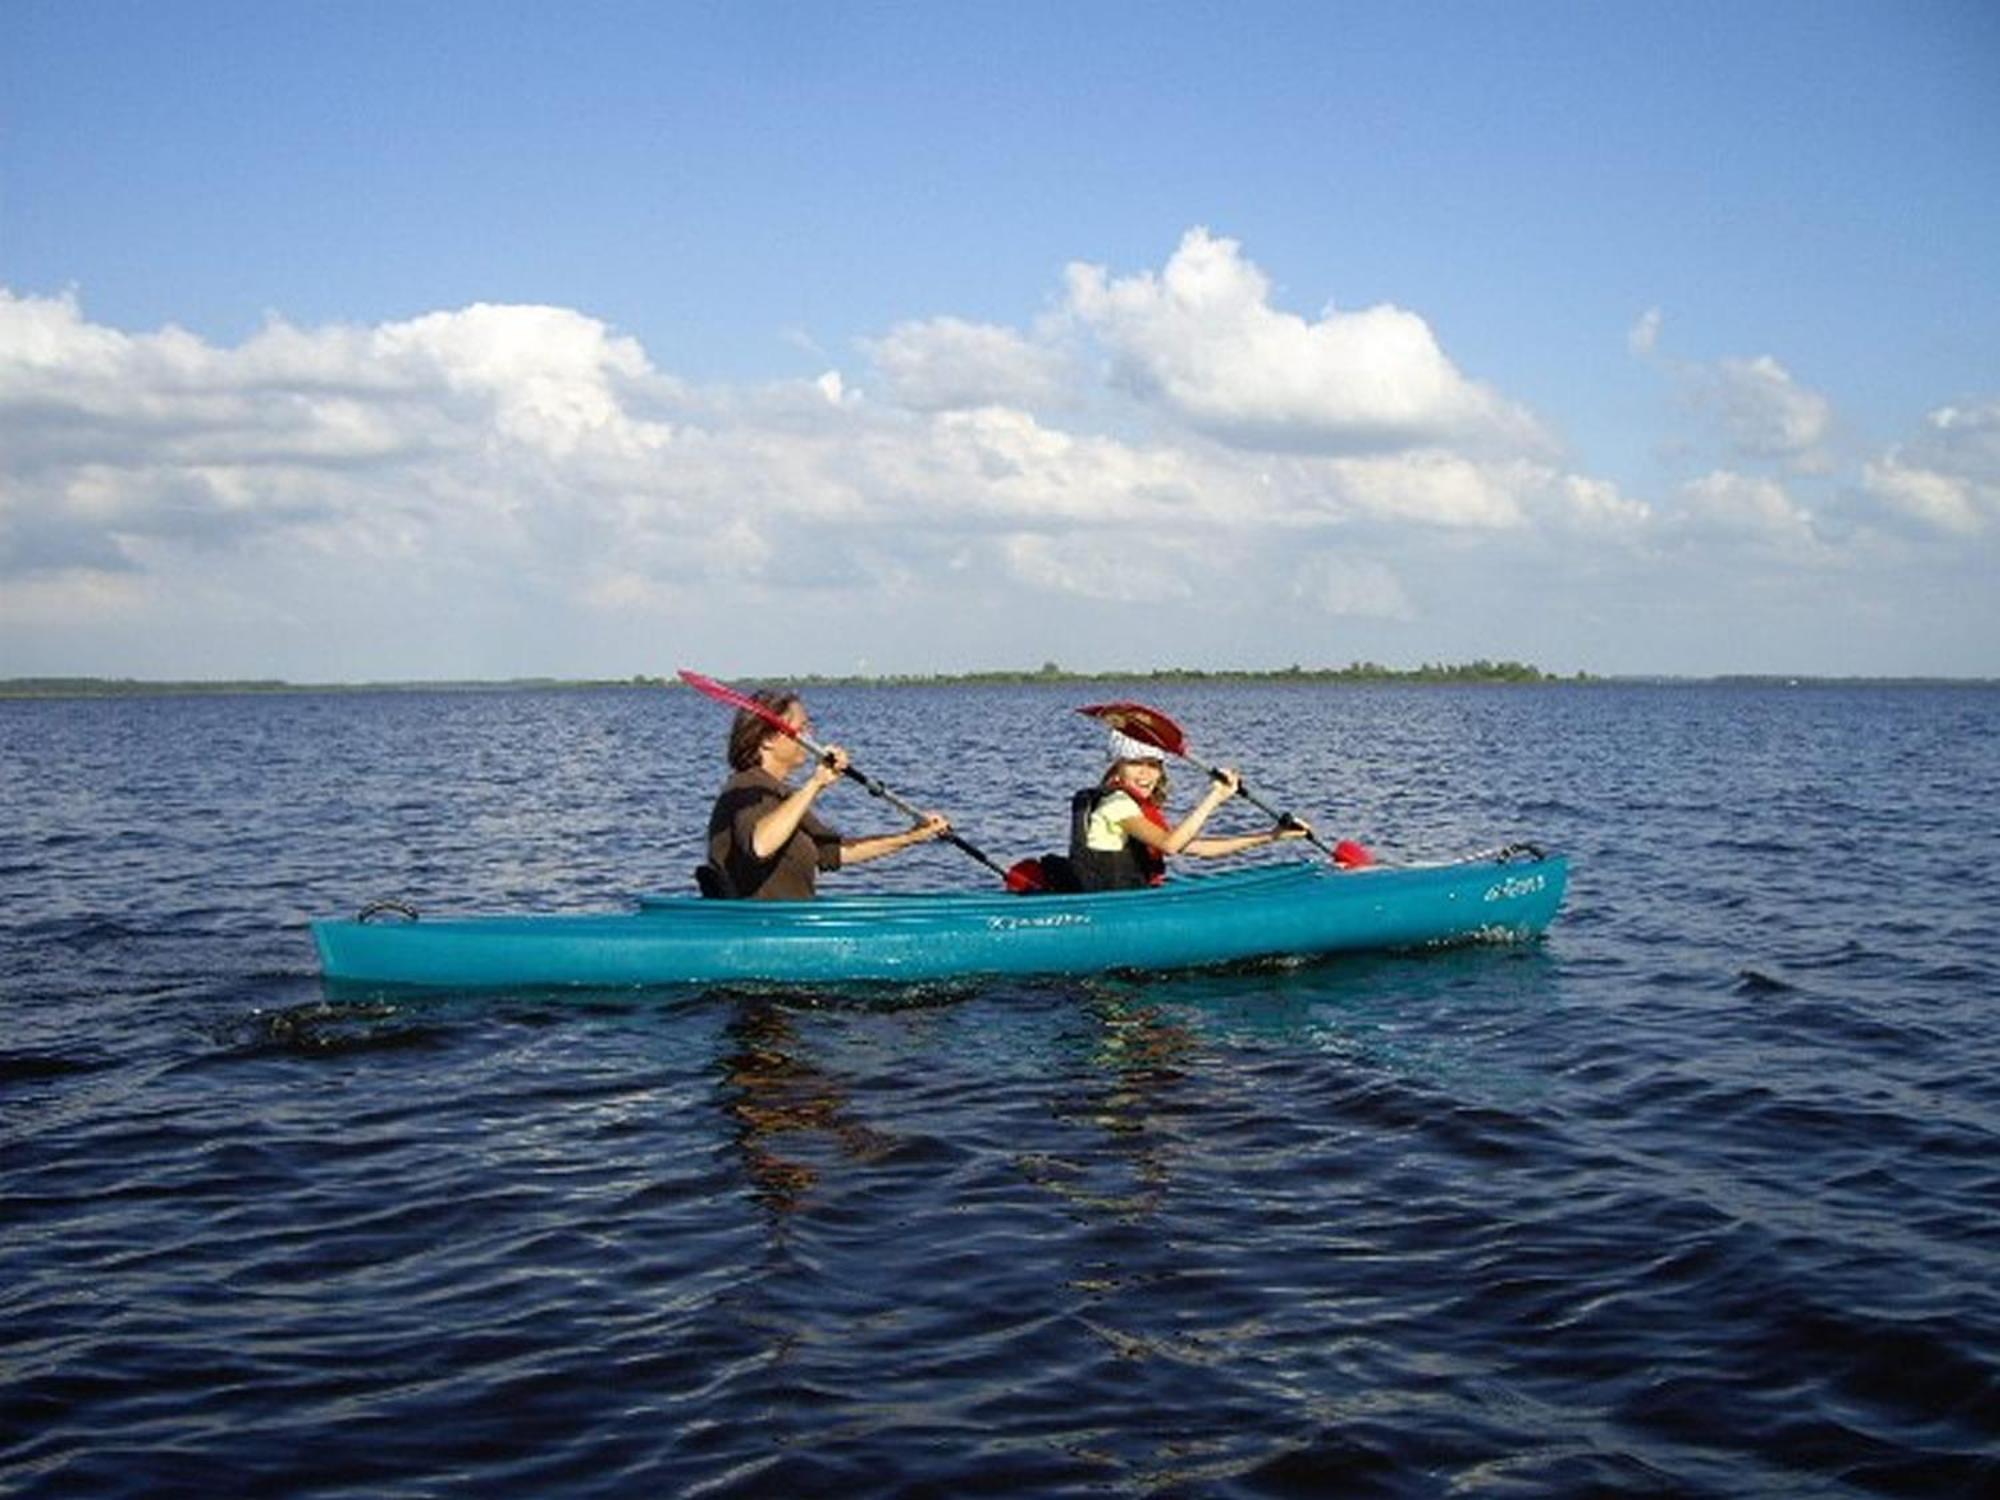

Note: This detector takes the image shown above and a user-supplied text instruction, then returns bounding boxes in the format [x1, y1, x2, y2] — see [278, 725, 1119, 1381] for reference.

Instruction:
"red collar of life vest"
[1112, 777, 1170, 831]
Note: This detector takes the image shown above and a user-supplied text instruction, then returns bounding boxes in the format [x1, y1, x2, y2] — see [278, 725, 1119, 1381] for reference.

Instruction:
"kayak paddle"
[1076, 700, 1373, 868]
[679, 669, 1032, 888]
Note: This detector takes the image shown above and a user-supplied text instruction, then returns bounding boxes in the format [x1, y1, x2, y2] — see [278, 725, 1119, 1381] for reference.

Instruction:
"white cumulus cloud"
[1677, 469, 1824, 557]
[1863, 400, 2000, 537]
[1064, 228, 1548, 456]
[864, 317, 1070, 412]
[14, 225, 1966, 681]
[998, 531, 1205, 604]
[1314, 452, 1527, 529]
[1694, 354, 1835, 472]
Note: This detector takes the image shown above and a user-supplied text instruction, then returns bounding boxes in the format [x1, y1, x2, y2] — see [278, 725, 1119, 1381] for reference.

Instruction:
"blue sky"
[4, 0, 1997, 678]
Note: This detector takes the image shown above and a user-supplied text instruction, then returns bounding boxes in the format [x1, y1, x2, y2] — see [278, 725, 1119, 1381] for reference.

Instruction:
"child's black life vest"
[1066, 786, 1166, 892]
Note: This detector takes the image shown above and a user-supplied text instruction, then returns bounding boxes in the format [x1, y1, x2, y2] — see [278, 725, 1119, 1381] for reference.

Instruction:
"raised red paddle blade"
[677, 669, 799, 739]
[1075, 701, 1189, 757]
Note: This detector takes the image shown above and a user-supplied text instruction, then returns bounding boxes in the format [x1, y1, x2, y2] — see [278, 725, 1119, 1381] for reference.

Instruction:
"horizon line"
[5, 666, 1997, 700]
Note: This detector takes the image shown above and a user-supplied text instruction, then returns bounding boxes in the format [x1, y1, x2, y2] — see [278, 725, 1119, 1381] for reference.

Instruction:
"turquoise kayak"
[312, 845, 1566, 991]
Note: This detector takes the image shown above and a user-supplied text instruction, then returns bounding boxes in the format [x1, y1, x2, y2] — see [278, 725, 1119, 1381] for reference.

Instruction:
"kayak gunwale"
[631, 858, 1324, 922]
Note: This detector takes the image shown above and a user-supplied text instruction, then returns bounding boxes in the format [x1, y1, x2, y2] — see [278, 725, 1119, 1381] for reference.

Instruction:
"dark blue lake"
[3, 681, 1996, 1497]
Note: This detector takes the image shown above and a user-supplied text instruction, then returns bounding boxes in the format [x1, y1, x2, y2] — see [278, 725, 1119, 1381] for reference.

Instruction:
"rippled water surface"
[4, 682, 1997, 1497]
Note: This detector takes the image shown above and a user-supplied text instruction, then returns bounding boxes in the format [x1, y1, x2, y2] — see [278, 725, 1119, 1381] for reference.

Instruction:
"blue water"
[3, 682, 1996, 1497]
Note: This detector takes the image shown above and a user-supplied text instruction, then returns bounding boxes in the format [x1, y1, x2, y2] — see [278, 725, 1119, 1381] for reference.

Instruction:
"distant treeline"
[2, 661, 1568, 699]
[792, 659, 1572, 686]
[0, 676, 647, 700]
[8, 663, 1990, 700]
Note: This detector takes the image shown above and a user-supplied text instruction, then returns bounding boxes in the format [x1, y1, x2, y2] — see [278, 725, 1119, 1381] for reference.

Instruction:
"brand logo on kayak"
[1484, 873, 1546, 902]
[987, 912, 1094, 932]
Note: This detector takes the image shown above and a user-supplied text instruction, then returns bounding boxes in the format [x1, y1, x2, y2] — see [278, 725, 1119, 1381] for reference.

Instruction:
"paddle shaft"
[1178, 749, 1344, 864]
[793, 726, 1012, 880]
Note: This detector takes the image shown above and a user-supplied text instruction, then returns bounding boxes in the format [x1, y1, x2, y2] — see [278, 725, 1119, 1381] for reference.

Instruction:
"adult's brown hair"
[727, 689, 802, 771]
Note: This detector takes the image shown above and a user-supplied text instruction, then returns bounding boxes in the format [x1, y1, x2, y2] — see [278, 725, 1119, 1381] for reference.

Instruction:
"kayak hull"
[313, 849, 1566, 992]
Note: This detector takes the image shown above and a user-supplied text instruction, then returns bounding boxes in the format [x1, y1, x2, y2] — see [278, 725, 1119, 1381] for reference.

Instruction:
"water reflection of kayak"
[313, 845, 1566, 992]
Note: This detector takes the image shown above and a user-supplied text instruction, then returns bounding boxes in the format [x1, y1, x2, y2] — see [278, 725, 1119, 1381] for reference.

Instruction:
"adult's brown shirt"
[707, 767, 843, 899]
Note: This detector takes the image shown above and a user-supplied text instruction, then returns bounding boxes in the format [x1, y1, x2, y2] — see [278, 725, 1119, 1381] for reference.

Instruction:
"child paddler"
[1068, 729, 1312, 892]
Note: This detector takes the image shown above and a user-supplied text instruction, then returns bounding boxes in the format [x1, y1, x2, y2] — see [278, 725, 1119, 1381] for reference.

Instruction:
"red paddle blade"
[1333, 840, 1374, 869]
[1076, 701, 1189, 757]
[1003, 858, 1049, 893]
[678, 668, 799, 738]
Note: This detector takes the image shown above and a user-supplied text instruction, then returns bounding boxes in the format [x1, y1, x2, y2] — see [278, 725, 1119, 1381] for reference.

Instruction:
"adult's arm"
[840, 812, 952, 867]
[748, 747, 849, 859]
